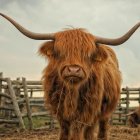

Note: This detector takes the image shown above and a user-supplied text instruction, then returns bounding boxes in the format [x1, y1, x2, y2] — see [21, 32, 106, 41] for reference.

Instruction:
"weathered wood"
[126, 87, 130, 111]
[119, 101, 128, 104]
[118, 102, 122, 122]
[114, 111, 126, 114]
[0, 106, 14, 111]
[1, 85, 43, 90]
[121, 91, 140, 95]
[33, 124, 59, 130]
[17, 98, 25, 103]
[6, 78, 25, 129]
[22, 77, 33, 130]
[22, 111, 49, 117]
[18, 98, 44, 104]
[30, 89, 33, 98]
[49, 112, 55, 129]
[116, 105, 126, 110]
[31, 111, 49, 116]
[0, 73, 2, 91]
[125, 87, 130, 125]
[121, 97, 140, 101]
[20, 89, 43, 93]
[0, 92, 11, 99]
[0, 79, 41, 85]
[0, 119, 19, 124]
[0, 77, 7, 82]
[0, 73, 3, 106]
[112, 117, 126, 121]
[14, 78, 21, 97]
[138, 91, 140, 106]
[30, 103, 45, 107]
[29, 98, 44, 103]
[17, 98, 44, 104]
[122, 87, 140, 91]
[14, 85, 43, 90]
[24, 86, 43, 90]
[12, 80, 42, 85]
[112, 122, 125, 125]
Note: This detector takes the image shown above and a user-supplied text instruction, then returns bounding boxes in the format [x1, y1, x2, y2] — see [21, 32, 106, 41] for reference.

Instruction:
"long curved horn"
[0, 13, 55, 40]
[95, 22, 140, 46]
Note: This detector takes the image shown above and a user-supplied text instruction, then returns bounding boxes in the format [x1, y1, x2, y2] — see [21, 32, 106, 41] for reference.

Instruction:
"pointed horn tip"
[0, 13, 55, 40]
[95, 21, 140, 46]
[0, 13, 5, 16]
[0, 13, 3, 16]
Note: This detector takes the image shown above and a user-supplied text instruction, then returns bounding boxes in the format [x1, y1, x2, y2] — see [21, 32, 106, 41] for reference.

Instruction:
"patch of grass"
[23, 116, 54, 129]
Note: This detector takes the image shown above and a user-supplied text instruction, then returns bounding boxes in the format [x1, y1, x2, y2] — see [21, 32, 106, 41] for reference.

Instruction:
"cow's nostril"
[68, 66, 80, 73]
[61, 65, 85, 83]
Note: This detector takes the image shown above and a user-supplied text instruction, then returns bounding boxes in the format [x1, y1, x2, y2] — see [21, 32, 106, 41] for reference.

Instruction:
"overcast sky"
[0, 0, 140, 87]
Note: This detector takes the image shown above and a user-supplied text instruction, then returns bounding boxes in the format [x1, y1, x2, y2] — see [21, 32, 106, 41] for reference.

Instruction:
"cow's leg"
[69, 122, 84, 140]
[59, 120, 70, 140]
[98, 119, 109, 140]
[84, 123, 98, 140]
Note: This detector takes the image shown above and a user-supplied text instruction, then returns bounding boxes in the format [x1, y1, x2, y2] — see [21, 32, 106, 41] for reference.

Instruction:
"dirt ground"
[0, 126, 140, 140]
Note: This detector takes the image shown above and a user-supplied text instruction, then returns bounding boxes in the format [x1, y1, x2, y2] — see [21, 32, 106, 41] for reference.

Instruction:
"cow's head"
[39, 29, 109, 86]
[0, 13, 140, 86]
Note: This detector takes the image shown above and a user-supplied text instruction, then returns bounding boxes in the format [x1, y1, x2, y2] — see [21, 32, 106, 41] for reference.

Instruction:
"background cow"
[0, 13, 140, 140]
[127, 106, 140, 128]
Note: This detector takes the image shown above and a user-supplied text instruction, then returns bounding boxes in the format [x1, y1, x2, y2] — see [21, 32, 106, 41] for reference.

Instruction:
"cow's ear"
[93, 44, 108, 62]
[39, 41, 55, 57]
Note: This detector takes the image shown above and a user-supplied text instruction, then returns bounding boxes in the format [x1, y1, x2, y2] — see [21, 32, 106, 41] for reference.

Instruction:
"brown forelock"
[54, 28, 96, 64]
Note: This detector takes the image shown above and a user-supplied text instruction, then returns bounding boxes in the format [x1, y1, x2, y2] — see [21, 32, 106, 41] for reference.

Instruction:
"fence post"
[30, 89, 33, 98]
[118, 101, 122, 123]
[6, 78, 25, 129]
[125, 86, 130, 125]
[0, 73, 3, 106]
[22, 77, 33, 130]
[0, 72, 2, 91]
[15, 78, 21, 97]
[138, 88, 140, 106]
[49, 112, 54, 129]
[0, 72, 3, 116]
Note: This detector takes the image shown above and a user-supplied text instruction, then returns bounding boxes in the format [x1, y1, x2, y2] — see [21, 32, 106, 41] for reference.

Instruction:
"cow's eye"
[53, 51, 60, 59]
[89, 52, 98, 62]
[51, 50, 62, 60]
[53, 50, 65, 60]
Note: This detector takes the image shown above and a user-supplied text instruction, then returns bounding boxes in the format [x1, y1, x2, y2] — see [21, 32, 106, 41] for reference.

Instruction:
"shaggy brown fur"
[39, 29, 121, 140]
[128, 106, 140, 128]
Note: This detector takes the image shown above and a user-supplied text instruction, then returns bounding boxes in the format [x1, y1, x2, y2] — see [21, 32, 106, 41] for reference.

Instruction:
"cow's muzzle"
[61, 65, 85, 84]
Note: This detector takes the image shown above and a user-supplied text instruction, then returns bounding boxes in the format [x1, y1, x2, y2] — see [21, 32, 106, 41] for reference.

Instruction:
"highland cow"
[0, 13, 140, 140]
[127, 106, 140, 128]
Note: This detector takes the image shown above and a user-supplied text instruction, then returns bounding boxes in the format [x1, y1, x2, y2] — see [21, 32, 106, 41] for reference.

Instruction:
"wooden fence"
[0, 72, 57, 130]
[0, 72, 140, 129]
[111, 87, 140, 125]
